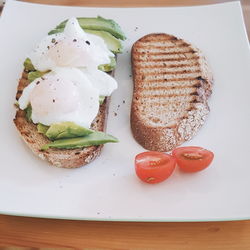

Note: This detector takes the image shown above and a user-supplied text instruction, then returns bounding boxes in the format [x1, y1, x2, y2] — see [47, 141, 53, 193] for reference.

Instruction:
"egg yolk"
[47, 38, 98, 69]
[30, 76, 79, 116]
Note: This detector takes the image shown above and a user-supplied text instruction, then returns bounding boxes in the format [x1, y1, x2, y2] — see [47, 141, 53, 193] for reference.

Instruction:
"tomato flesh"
[135, 151, 176, 184]
[172, 146, 214, 172]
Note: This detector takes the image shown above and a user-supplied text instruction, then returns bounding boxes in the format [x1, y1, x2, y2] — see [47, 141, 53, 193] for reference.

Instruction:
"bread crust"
[14, 71, 111, 168]
[131, 33, 213, 152]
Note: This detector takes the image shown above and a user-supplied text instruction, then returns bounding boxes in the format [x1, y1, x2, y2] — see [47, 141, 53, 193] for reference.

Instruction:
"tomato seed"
[149, 161, 157, 166]
[183, 153, 203, 160]
[147, 177, 156, 182]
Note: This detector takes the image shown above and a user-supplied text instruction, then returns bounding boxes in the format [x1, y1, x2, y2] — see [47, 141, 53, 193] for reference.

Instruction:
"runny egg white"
[80, 68, 117, 97]
[19, 17, 118, 128]
[29, 17, 114, 72]
[19, 68, 101, 128]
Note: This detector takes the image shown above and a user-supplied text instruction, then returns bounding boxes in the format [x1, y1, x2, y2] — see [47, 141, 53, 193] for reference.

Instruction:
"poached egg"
[29, 17, 114, 72]
[19, 18, 118, 128]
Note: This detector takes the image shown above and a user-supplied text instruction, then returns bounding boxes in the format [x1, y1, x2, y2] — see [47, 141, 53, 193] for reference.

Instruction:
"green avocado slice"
[48, 28, 123, 53]
[28, 71, 48, 82]
[41, 131, 118, 150]
[45, 122, 94, 140]
[49, 16, 126, 40]
[48, 28, 64, 35]
[98, 56, 116, 72]
[23, 58, 35, 71]
[99, 96, 106, 104]
[85, 29, 123, 53]
[24, 105, 32, 122]
[37, 123, 49, 134]
[23, 58, 49, 81]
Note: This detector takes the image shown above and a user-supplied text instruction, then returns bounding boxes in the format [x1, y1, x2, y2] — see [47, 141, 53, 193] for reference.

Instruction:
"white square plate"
[0, 0, 250, 222]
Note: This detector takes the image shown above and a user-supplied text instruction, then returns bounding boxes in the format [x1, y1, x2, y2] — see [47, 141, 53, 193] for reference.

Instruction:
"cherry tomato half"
[135, 151, 176, 184]
[172, 146, 214, 173]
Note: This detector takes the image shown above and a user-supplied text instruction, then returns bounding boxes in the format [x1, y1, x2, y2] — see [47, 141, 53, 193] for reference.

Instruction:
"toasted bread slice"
[131, 33, 213, 151]
[14, 71, 112, 168]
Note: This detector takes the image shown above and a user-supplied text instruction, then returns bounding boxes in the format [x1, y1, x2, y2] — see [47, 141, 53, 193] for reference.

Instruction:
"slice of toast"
[131, 33, 213, 152]
[14, 71, 112, 168]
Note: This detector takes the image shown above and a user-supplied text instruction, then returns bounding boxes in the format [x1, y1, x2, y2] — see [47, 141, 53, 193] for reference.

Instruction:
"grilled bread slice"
[14, 71, 112, 169]
[131, 33, 213, 152]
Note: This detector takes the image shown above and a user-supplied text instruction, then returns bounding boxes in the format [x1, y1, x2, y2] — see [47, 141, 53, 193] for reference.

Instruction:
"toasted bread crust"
[14, 71, 111, 168]
[131, 33, 213, 151]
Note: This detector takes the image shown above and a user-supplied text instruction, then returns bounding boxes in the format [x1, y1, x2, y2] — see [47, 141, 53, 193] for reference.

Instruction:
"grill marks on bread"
[131, 33, 213, 151]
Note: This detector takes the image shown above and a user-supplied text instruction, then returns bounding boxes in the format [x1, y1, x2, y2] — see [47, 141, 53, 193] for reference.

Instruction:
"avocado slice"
[85, 29, 123, 53]
[24, 105, 32, 122]
[24, 56, 115, 74]
[49, 16, 126, 41]
[45, 122, 93, 140]
[41, 131, 118, 150]
[23, 58, 49, 82]
[48, 27, 123, 53]
[99, 96, 106, 104]
[37, 123, 49, 134]
[98, 56, 116, 72]
[28, 70, 48, 82]
[23, 58, 35, 71]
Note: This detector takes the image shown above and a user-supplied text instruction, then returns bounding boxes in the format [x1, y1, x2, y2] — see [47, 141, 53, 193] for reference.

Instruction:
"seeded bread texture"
[14, 71, 111, 168]
[131, 33, 213, 152]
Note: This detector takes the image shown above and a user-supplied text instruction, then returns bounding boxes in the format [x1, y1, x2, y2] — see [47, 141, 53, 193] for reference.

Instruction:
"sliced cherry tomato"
[172, 146, 214, 173]
[135, 151, 176, 184]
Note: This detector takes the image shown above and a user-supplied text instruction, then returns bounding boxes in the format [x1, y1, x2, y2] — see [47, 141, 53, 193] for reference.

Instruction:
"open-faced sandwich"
[14, 17, 126, 168]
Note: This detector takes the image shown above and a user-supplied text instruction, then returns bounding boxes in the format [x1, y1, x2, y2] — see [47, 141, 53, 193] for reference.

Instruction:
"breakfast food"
[172, 146, 214, 172]
[131, 33, 213, 152]
[135, 151, 176, 184]
[14, 17, 125, 168]
[134, 146, 214, 184]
